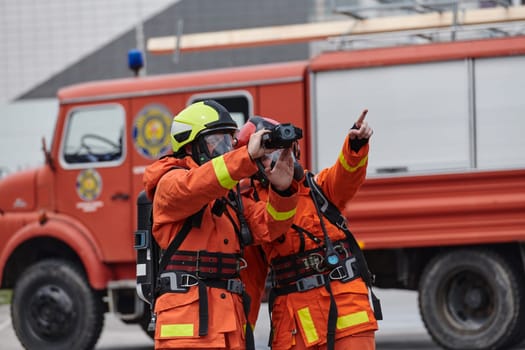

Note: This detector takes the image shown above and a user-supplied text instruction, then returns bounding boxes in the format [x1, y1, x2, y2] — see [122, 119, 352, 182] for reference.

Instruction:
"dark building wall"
[19, 0, 315, 99]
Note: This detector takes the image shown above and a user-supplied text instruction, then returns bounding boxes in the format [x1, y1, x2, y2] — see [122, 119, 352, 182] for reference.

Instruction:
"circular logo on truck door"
[76, 168, 102, 201]
[132, 104, 173, 159]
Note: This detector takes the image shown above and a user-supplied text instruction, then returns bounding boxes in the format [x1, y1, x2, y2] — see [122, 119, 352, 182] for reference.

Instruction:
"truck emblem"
[132, 104, 172, 159]
[76, 168, 102, 201]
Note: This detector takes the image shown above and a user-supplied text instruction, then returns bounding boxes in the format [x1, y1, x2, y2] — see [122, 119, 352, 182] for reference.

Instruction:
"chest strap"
[271, 240, 352, 287]
[166, 250, 244, 279]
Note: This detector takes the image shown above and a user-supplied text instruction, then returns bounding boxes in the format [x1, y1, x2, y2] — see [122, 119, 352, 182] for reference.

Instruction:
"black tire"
[418, 249, 525, 350]
[11, 259, 105, 350]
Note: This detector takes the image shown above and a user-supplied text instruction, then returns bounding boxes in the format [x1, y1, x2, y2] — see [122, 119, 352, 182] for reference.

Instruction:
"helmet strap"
[293, 161, 305, 181]
[192, 141, 209, 165]
[254, 160, 270, 188]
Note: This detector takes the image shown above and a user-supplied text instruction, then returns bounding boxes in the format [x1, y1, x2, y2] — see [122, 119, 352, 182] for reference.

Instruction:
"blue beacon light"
[128, 49, 144, 77]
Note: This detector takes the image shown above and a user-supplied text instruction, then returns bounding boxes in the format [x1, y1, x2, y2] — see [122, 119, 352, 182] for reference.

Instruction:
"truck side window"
[63, 105, 125, 165]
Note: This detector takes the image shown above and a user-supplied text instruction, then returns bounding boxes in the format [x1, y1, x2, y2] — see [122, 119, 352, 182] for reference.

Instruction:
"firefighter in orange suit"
[237, 111, 381, 350]
[143, 100, 298, 350]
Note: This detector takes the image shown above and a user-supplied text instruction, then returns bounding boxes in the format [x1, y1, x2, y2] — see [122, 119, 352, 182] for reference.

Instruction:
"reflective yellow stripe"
[338, 152, 368, 173]
[160, 324, 194, 337]
[336, 310, 369, 330]
[243, 323, 254, 333]
[212, 156, 238, 189]
[267, 203, 296, 221]
[298, 307, 319, 344]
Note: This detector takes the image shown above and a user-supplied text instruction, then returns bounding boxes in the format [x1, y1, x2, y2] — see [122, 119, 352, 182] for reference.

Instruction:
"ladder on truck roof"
[328, 0, 525, 49]
[332, 0, 515, 20]
[147, 0, 525, 55]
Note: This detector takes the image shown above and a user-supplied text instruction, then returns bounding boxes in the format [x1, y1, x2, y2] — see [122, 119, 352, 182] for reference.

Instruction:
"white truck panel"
[313, 60, 471, 175]
[475, 55, 525, 169]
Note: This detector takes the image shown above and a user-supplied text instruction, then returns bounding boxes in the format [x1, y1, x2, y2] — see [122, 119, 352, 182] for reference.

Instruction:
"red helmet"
[237, 116, 304, 184]
[236, 116, 280, 149]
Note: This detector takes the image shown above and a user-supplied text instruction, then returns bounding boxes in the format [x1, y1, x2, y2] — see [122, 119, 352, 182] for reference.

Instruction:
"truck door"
[56, 102, 133, 262]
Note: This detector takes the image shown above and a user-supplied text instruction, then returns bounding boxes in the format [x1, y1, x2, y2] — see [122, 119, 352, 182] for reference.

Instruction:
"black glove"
[349, 123, 369, 152]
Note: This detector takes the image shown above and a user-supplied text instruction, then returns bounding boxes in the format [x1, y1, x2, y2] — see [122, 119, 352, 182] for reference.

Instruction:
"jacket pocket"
[292, 293, 327, 347]
[321, 280, 377, 332]
[155, 288, 200, 339]
[295, 303, 324, 347]
[208, 288, 240, 334]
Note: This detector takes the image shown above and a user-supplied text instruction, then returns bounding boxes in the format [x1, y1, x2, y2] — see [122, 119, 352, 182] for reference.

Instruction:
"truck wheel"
[418, 249, 525, 350]
[11, 259, 105, 350]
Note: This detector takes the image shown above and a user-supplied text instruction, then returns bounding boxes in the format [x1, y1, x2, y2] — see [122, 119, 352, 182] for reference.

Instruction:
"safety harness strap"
[305, 171, 383, 321]
[153, 198, 253, 347]
[267, 172, 381, 350]
[271, 240, 352, 286]
[154, 207, 206, 335]
[167, 250, 242, 279]
[198, 282, 208, 336]
[151, 165, 255, 348]
[158, 207, 205, 273]
[325, 279, 338, 350]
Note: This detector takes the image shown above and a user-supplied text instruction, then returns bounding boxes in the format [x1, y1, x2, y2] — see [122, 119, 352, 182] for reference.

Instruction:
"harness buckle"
[237, 257, 248, 271]
[328, 256, 359, 282]
[195, 250, 203, 278]
[226, 279, 244, 294]
[329, 266, 347, 280]
[296, 274, 325, 292]
[159, 272, 190, 293]
[180, 273, 199, 287]
[334, 242, 349, 259]
[303, 253, 326, 272]
[335, 215, 348, 230]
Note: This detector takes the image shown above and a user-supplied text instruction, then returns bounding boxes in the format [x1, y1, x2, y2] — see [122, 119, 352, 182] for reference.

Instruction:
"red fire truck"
[0, 5, 524, 349]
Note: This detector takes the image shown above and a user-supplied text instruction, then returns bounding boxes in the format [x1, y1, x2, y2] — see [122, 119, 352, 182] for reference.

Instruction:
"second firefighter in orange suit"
[238, 111, 380, 350]
[143, 100, 298, 349]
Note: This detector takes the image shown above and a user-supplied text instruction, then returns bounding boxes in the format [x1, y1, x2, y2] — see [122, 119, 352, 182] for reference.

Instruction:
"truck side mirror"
[41, 137, 55, 171]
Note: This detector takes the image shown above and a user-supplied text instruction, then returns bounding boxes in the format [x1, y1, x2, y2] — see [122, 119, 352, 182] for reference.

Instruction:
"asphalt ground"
[1, 289, 523, 349]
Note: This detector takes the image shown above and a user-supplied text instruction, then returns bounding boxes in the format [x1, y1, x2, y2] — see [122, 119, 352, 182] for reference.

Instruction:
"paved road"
[1, 289, 523, 349]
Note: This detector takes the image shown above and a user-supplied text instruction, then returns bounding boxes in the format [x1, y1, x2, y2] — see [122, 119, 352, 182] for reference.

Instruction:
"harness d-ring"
[238, 257, 248, 270]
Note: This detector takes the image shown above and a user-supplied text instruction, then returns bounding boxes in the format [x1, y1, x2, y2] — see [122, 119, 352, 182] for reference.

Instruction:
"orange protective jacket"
[143, 145, 298, 349]
[242, 135, 378, 350]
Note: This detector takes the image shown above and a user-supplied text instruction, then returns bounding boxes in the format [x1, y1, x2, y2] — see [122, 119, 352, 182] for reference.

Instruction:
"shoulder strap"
[158, 207, 205, 272]
[305, 171, 383, 320]
[153, 165, 206, 272]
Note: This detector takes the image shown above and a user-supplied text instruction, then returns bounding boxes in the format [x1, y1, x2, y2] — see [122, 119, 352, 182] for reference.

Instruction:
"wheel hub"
[29, 285, 76, 340]
[464, 287, 484, 309]
[447, 270, 493, 330]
